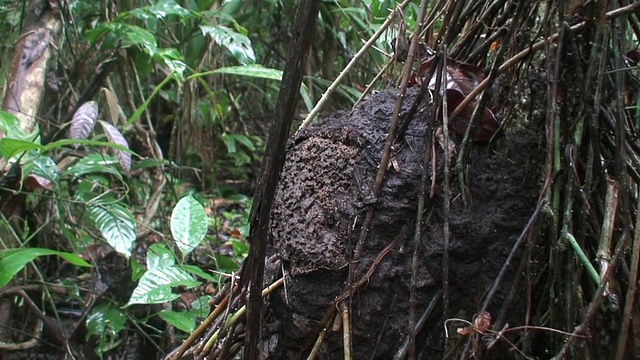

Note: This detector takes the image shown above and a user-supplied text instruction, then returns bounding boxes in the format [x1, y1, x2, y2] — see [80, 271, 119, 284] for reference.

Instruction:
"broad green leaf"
[124, 0, 195, 21]
[87, 203, 136, 258]
[221, 133, 256, 154]
[221, 133, 236, 153]
[188, 65, 313, 112]
[0, 139, 44, 159]
[158, 310, 196, 333]
[45, 139, 133, 154]
[232, 134, 256, 151]
[147, 243, 176, 269]
[64, 154, 122, 179]
[200, 25, 255, 64]
[88, 23, 158, 56]
[0, 111, 39, 142]
[171, 195, 207, 257]
[131, 158, 170, 170]
[86, 301, 127, 356]
[154, 48, 187, 79]
[25, 155, 59, 184]
[0, 248, 90, 288]
[194, 64, 282, 80]
[183, 264, 220, 283]
[126, 265, 199, 305]
[230, 239, 249, 258]
[86, 301, 127, 338]
[213, 253, 240, 272]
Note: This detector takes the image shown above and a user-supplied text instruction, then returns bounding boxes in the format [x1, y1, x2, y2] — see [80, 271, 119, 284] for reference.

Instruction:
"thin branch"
[298, 0, 413, 132]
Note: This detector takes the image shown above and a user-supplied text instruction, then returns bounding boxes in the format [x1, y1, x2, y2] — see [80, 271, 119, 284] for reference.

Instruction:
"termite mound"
[265, 87, 546, 359]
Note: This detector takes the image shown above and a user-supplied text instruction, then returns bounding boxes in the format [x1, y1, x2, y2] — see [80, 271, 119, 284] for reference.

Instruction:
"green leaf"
[188, 65, 313, 112]
[87, 203, 136, 258]
[230, 239, 249, 258]
[154, 48, 187, 79]
[45, 139, 133, 154]
[0, 111, 39, 142]
[25, 155, 59, 184]
[86, 301, 127, 337]
[213, 253, 240, 272]
[88, 22, 158, 55]
[183, 264, 220, 283]
[86, 300, 127, 356]
[127, 266, 199, 305]
[171, 195, 208, 257]
[200, 25, 255, 64]
[64, 154, 123, 179]
[0, 248, 90, 288]
[232, 134, 256, 151]
[195, 64, 282, 79]
[0, 139, 44, 159]
[131, 158, 170, 170]
[147, 243, 176, 269]
[124, 0, 195, 21]
[158, 310, 196, 333]
[221, 133, 236, 153]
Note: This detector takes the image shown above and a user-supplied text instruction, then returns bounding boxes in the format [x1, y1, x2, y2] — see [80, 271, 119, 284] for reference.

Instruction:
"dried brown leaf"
[98, 120, 131, 174]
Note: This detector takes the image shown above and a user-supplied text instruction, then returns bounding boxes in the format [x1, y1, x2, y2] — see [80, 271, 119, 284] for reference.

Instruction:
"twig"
[563, 232, 600, 286]
[554, 225, 630, 359]
[342, 305, 352, 360]
[306, 328, 326, 360]
[170, 288, 230, 359]
[394, 289, 442, 360]
[308, 226, 407, 356]
[338, 226, 407, 303]
[370, 293, 397, 360]
[440, 46, 451, 328]
[614, 194, 640, 358]
[202, 278, 284, 353]
[407, 45, 441, 360]
[352, 58, 393, 109]
[597, 176, 620, 293]
[479, 199, 547, 313]
[298, 0, 413, 131]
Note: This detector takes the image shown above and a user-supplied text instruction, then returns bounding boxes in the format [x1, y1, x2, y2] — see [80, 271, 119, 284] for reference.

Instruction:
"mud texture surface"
[266, 88, 546, 359]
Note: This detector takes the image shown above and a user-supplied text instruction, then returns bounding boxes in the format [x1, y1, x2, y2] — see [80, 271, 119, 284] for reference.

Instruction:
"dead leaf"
[229, 228, 242, 239]
[23, 174, 53, 190]
[412, 56, 500, 142]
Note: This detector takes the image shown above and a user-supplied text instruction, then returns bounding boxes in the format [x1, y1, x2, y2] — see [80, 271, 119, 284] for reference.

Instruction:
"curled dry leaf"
[68, 101, 99, 146]
[456, 311, 492, 336]
[411, 55, 500, 142]
[473, 311, 492, 333]
[98, 120, 131, 174]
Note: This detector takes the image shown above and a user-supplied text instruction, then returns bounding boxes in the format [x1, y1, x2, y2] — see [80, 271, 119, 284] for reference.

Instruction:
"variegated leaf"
[68, 101, 99, 146]
[98, 120, 131, 174]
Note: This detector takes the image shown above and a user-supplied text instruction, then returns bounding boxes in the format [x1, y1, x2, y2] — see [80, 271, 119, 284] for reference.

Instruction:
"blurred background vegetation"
[0, 0, 412, 358]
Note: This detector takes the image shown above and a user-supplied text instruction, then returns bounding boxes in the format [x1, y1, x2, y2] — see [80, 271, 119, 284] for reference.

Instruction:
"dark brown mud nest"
[266, 87, 548, 359]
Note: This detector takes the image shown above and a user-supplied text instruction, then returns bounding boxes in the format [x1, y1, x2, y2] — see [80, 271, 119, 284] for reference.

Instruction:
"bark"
[0, 0, 61, 349]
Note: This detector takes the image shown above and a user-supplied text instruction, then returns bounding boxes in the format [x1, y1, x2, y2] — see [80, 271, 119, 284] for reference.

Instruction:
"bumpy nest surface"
[267, 88, 546, 359]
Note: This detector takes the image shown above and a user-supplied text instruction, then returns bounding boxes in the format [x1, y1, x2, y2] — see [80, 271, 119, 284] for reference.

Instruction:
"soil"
[265, 87, 548, 359]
